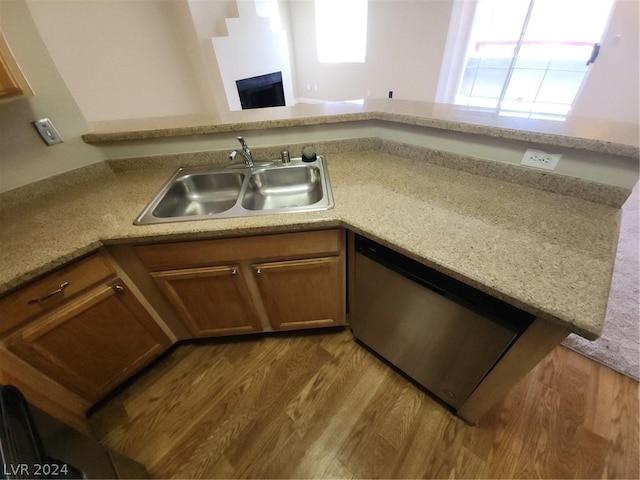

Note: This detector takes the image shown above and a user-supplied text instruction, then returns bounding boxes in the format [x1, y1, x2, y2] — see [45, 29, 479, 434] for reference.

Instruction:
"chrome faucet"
[229, 136, 254, 167]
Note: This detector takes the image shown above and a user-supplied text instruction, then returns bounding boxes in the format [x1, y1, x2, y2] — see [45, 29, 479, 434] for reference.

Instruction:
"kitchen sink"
[134, 156, 334, 224]
[153, 171, 244, 218]
[242, 165, 323, 211]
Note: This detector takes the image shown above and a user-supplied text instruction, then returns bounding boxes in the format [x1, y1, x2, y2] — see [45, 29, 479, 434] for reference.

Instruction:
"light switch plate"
[521, 149, 561, 171]
[33, 118, 63, 146]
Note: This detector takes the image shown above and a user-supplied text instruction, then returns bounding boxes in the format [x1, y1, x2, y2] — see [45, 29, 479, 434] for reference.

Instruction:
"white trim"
[567, 0, 617, 117]
[435, 0, 477, 104]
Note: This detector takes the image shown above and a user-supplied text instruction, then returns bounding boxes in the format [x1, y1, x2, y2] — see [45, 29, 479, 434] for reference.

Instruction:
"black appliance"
[0, 385, 147, 479]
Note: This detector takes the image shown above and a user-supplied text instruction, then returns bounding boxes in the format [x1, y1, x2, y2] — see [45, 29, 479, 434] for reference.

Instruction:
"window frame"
[436, 0, 615, 120]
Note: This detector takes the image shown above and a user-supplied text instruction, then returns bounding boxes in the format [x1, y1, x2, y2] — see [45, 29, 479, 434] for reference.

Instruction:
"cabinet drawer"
[135, 229, 344, 271]
[0, 254, 115, 335]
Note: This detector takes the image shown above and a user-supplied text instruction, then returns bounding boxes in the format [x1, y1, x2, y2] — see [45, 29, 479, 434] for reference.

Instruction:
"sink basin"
[153, 171, 244, 218]
[242, 165, 323, 211]
[134, 156, 334, 225]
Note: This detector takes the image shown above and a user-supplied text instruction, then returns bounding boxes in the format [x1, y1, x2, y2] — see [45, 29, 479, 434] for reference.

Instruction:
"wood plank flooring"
[89, 328, 639, 479]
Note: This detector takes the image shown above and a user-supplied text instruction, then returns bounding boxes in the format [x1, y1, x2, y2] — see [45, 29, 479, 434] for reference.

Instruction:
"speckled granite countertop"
[83, 99, 640, 159]
[0, 151, 621, 340]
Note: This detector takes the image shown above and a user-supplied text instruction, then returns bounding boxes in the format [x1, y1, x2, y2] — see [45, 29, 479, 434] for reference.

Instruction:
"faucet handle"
[237, 136, 249, 151]
[229, 150, 237, 163]
[234, 136, 254, 166]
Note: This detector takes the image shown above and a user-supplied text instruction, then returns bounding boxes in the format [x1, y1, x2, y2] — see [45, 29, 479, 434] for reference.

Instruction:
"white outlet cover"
[521, 149, 561, 171]
[33, 118, 63, 146]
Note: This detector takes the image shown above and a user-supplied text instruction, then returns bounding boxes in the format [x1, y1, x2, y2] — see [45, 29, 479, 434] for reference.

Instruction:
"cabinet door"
[7, 279, 171, 402]
[0, 54, 20, 98]
[252, 256, 345, 330]
[150, 265, 263, 337]
[0, 31, 25, 99]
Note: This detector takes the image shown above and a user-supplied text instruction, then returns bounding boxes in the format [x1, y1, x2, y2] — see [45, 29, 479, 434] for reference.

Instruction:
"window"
[443, 0, 614, 119]
[315, 0, 368, 63]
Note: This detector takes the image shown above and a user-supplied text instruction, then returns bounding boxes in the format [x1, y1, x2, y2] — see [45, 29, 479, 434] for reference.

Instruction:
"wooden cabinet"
[1, 253, 172, 403]
[134, 229, 346, 337]
[0, 52, 21, 98]
[0, 231, 345, 426]
[252, 257, 344, 330]
[0, 31, 30, 100]
[0, 254, 115, 336]
[150, 265, 262, 337]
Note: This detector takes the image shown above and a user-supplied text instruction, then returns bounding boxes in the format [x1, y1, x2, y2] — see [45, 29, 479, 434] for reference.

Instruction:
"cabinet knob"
[27, 282, 70, 304]
[231, 268, 237, 275]
[112, 284, 125, 293]
[256, 268, 262, 274]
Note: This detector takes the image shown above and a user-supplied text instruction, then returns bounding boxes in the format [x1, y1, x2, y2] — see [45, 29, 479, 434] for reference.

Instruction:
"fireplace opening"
[236, 71, 285, 110]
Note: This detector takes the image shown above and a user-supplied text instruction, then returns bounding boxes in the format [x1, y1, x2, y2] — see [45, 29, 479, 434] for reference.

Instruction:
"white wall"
[186, 0, 239, 116]
[572, 0, 639, 123]
[289, 0, 454, 102]
[365, 0, 453, 101]
[189, 0, 237, 38]
[25, 0, 215, 122]
[0, 0, 106, 193]
[211, 9, 295, 111]
[12, 0, 638, 124]
[29, 0, 449, 109]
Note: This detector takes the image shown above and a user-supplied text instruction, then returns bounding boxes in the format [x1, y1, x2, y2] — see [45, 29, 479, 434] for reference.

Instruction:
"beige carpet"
[562, 182, 640, 381]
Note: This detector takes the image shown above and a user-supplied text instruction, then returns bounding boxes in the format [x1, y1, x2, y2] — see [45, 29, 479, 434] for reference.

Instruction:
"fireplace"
[236, 71, 285, 110]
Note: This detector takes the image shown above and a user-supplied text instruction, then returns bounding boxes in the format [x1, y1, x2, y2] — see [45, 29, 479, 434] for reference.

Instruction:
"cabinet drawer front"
[0, 254, 115, 335]
[134, 229, 343, 271]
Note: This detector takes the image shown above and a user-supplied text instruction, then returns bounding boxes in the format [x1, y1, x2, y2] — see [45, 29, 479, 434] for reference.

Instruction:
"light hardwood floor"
[90, 328, 639, 479]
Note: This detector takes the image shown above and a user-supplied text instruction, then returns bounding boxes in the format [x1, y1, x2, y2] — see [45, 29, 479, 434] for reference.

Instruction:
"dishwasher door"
[351, 237, 533, 410]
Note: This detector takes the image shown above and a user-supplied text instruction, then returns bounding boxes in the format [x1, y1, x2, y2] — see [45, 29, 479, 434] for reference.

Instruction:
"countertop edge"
[81, 109, 640, 159]
[0, 217, 604, 341]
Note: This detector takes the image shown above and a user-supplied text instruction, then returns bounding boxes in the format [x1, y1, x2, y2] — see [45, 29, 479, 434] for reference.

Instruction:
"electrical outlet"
[521, 149, 561, 171]
[33, 118, 63, 146]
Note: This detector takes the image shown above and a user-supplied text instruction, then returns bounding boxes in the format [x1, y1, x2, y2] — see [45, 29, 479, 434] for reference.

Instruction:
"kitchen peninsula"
[1, 100, 638, 432]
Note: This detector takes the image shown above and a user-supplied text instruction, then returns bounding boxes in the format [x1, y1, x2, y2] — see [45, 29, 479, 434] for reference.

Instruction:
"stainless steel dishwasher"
[350, 235, 534, 410]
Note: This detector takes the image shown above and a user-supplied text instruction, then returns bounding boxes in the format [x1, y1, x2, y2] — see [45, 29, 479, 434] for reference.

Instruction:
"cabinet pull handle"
[112, 284, 125, 293]
[28, 282, 70, 304]
[256, 268, 262, 274]
[231, 268, 237, 275]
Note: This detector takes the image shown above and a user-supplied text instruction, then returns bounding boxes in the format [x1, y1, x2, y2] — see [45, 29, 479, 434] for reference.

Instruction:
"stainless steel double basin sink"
[134, 156, 334, 225]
